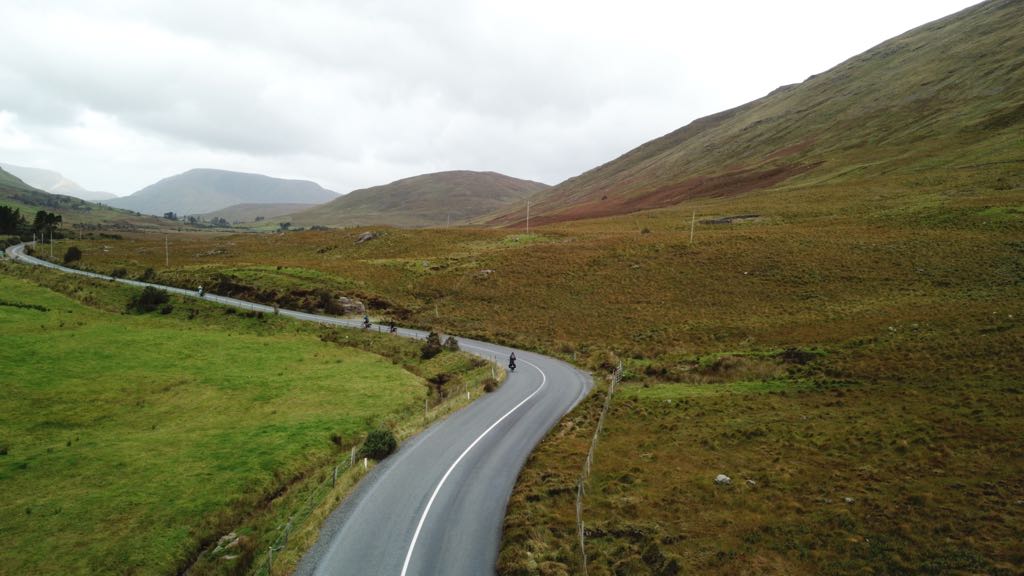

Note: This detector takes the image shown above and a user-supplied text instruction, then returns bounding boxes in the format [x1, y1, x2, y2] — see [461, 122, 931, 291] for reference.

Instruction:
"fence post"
[333, 465, 339, 487]
[576, 360, 622, 576]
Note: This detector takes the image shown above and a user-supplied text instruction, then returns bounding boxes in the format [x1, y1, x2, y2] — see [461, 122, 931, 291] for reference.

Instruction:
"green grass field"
[0, 268, 432, 575]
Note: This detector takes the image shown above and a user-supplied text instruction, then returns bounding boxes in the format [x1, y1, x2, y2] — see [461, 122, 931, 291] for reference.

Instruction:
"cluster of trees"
[0, 206, 26, 234]
[0, 206, 63, 237]
[33, 210, 62, 238]
[165, 213, 232, 228]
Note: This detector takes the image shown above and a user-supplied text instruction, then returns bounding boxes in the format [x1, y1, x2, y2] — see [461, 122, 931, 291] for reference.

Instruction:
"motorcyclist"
[508, 352, 517, 372]
[198, 285, 204, 297]
[389, 320, 397, 333]
[362, 314, 371, 329]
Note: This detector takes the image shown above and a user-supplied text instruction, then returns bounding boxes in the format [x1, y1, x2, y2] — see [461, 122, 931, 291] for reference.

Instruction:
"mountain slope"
[284, 170, 548, 228]
[199, 202, 318, 224]
[487, 0, 1024, 226]
[0, 163, 116, 201]
[107, 168, 338, 216]
[0, 167, 168, 229]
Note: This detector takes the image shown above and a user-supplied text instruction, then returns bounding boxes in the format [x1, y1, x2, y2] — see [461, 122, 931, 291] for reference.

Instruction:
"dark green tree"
[63, 246, 82, 263]
[359, 428, 397, 460]
[0, 206, 26, 234]
[421, 331, 443, 359]
[32, 210, 62, 238]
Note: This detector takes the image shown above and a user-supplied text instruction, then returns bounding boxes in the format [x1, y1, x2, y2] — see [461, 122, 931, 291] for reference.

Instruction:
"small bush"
[482, 377, 499, 393]
[110, 267, 128, 279]
[443, 336, 460, 352]
[421, 331, 443, 360]
[159, 304, 174, 315]
[127, 286, 170, 314]
[359, 428, 397, 460]
[330, 432, 343, 447]
[63, 246, 82, 263]
[139, 267, 156, 282]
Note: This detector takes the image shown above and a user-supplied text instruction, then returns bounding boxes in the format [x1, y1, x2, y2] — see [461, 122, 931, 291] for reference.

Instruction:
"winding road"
[5, 242, 592, 575]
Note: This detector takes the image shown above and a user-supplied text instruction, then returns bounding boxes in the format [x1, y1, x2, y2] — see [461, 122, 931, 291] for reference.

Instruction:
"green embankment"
[0, 269, 423, 575]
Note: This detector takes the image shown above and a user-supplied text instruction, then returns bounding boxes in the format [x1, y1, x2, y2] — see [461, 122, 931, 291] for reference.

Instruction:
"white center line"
[399, 355, 547, 576]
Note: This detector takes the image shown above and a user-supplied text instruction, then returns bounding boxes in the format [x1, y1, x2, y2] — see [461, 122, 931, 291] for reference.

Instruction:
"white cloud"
[0, 0, 982, 195]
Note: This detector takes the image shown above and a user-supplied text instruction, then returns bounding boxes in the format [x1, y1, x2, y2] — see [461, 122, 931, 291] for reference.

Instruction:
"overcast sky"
[0, 0, 980, 196]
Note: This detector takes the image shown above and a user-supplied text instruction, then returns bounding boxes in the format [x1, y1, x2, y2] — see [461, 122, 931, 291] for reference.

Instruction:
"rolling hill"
[0, 167, 168, 230]
[486, 0, 1024, 226]
[0, 162, 117, 201]
[283, 170, 548, 228]
[199, 202, 319, 224]
[107, 168, 339, 216]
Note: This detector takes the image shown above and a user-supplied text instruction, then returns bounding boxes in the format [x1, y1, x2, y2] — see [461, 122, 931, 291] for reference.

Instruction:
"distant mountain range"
[0, 163, 117, 202]
[106, 168, 339, 216]
[282, 170, 548, 228]
[485, 0, 1024, 226]
[0, 167, 169, 229]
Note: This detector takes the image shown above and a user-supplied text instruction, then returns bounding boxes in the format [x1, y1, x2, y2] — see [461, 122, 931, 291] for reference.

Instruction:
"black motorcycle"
[508, 354, 517, 372]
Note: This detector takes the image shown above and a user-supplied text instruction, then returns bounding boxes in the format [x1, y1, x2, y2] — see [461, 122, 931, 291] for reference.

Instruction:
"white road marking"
[399, 355, 547, 576]
[11, 242, 552, 576]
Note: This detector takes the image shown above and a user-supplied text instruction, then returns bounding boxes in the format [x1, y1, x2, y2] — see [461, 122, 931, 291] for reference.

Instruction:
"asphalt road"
[6, 242, 593, 575]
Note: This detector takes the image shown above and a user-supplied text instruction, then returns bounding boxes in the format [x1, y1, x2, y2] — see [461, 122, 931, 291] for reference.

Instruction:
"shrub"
[63, 246, 82, 263]
[127, 286, 170, 313]
[421, 331, 443, 359]
[482, 377, 499, 393]
[110, 267, 128, 279]
[139, 267, 156, 282]
[443, 336, 460, 352]
[359, 428, 397, 460]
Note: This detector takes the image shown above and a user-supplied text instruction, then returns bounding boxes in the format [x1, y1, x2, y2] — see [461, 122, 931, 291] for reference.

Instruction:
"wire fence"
[251, 446, 361, 576]
[576, 360, 622, 576]
[250, 355, 491, 575]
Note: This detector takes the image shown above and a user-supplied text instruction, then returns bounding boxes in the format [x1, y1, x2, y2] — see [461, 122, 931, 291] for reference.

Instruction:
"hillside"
[199, 202, 318, 224]
[0, 162, 117, 201]
[487, 0, 1024, 226]
[0, 167, 167, 230]
[284, 170, 548, 228]
[107, 168, 338, 216]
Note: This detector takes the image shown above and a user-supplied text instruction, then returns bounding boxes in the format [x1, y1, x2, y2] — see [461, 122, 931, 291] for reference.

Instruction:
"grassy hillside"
[0, 264, 494, 576]
[0, 162, 116, 201]
[487, 0, 1024, 226]
[0, 167, 170, 231]
[200, 202, 319, 224]
[108, 168, 338, 217]
[282, 170, 548, 229]
[26, 2, 1024, 572]
[58, 155, 1023, 573]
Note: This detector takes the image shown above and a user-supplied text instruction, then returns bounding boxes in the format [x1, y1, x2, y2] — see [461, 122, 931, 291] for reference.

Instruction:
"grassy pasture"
[0, 266, 476, 575]
[30, 146, 1024, 575]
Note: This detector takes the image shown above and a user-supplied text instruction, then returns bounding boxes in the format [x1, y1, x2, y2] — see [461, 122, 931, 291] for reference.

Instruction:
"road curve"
[6, 242, 593, 575]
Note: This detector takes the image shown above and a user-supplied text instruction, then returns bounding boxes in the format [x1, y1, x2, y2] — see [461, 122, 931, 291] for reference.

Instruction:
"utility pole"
[689, 211, 696, 245]
[447, 213, 450, 229]
[164, 235, 169, 267]
[526, 200, 531, 235]
[49, 229, 53, 258]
